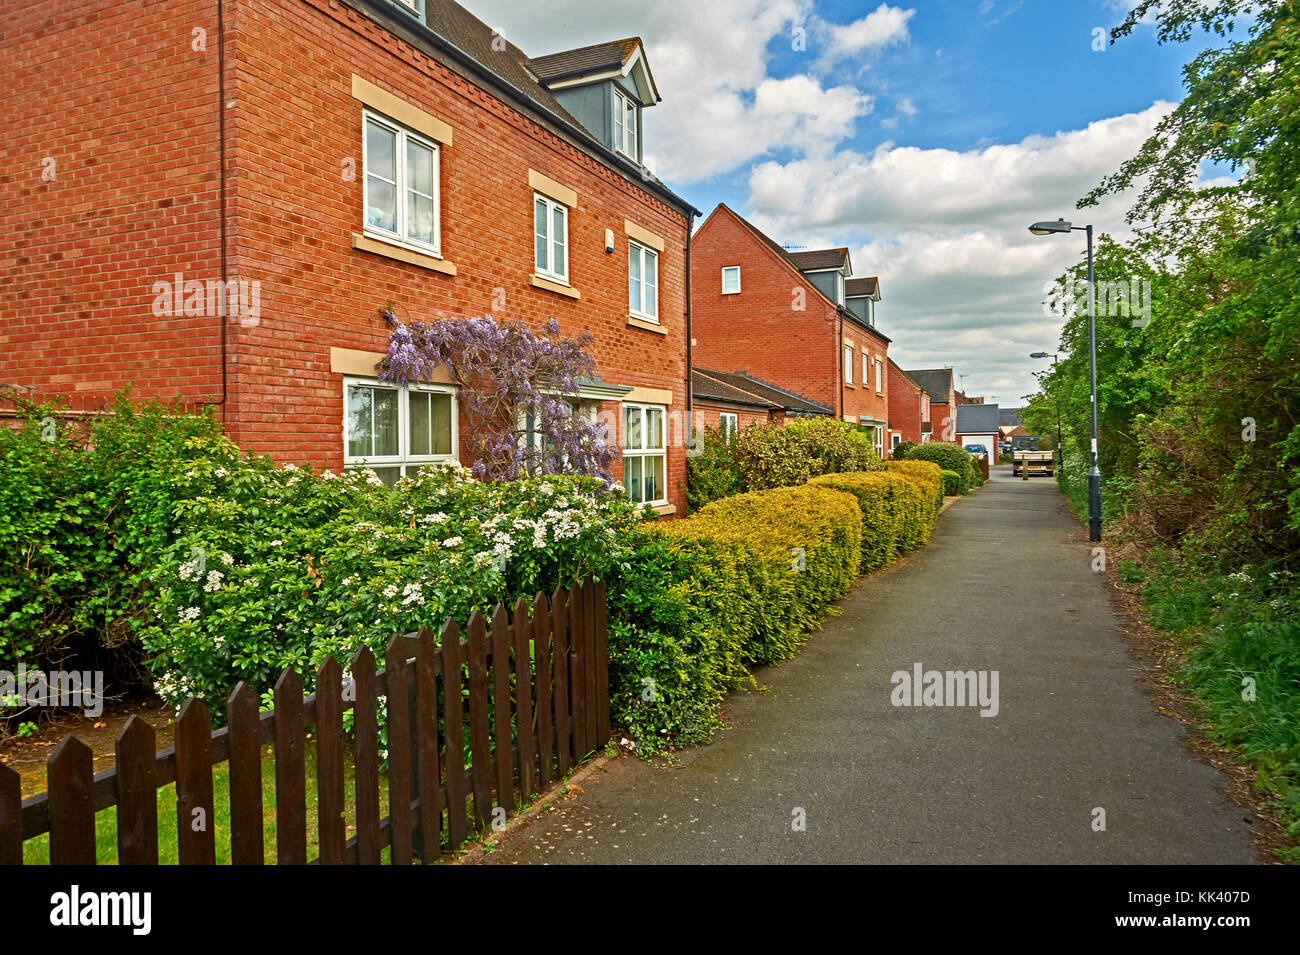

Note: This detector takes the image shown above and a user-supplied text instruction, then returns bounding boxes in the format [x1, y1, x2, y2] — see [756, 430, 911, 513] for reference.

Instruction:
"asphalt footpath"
[483, 466, 1258, 864]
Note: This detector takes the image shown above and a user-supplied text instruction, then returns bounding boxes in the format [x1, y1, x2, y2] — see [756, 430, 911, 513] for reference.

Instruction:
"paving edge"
[450, 751, 617, 864]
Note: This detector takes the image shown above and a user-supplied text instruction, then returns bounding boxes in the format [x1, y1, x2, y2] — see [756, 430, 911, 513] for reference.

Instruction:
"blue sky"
[469, 0, 1231, 405]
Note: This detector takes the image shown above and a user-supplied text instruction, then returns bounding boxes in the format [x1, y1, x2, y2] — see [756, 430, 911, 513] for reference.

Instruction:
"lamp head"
[1029, 218, 1072, 235]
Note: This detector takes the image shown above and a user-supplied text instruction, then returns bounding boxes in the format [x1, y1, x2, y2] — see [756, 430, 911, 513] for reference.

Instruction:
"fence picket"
[595, 578, 611, 745]
[0, 762, 19, 865]
[491, 604, 514, 819]
[570, 584, 590, 761]
[175, 698, 216, 865]
[385, 635, 413, 865]
[551, 586, 572, 774]
[513, 595, 536, 799]
[466, 610, 492, 831]
[273, 668, 307, 865]
[533, 591, 554, 789]
[582, 579, 598, 756]
[315, 658, 345, 866]
[440, 618, 468, 849]
[226, 683, 263, 866]
[47, 736, 95, 865]
[415, 625, 442, 862]
[352, 646, 381, 865]
[114, 715, 158, 866]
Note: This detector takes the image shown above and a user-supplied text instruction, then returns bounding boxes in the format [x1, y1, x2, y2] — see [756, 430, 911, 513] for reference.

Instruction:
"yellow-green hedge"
[808, 471, 910, 571]
[882, 459, 943, 550]
[649, 484, 862, 667]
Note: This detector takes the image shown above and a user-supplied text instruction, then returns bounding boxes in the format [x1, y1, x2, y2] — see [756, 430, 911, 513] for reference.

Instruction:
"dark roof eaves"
[350, 0, 700, 218]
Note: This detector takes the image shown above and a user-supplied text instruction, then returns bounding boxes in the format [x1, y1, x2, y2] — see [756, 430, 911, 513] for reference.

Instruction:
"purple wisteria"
[377, 308, 617, 484]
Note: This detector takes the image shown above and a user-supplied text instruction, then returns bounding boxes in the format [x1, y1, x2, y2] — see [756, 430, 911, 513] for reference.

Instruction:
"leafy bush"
[684, 425, 743, 513]
[939, 469, 963, 496]
[882, 460, 943, 550]
[143, 447, 647, 710]
[0, 395, 223, 684]
[808, 472, 911, 572]
[892, 440, 919, 460]
[732, 417, 879, 491]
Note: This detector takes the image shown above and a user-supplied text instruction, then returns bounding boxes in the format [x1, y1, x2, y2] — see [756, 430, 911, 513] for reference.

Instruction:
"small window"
[613, 88, 638, 159]
[629, 241, 658, 321]
[891, 432, 902, 450]
[719, 412, 738, 441]
[534, 193, 569, 284]
[344, 378, 456, 485]
[364, 110, 439, 253]
[875, 360, 883, 393]
[862, 352, 869, 384]
[721, 266, 741, 295]
[622, 403, 666, 505]
[844, 344, 853, 384]
[391, 0, 424, 17]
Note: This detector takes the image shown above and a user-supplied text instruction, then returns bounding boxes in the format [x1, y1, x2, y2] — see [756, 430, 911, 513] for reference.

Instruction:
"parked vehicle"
[963, 443, 988, 460]
[1012, 449, 1055, 477]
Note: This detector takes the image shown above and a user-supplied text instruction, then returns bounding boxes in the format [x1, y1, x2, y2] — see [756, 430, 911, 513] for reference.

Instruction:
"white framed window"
[343, 377, 457, 486]
[628, 241, 658, 321]
[621, 403, 666, 505]
[613, 88, 638, 159]
[874, 425, 884, 458]
[519, 399, 601, 463]
[844, 344, 854, 384]
[891, 432, 901, 450]
[875, 360, 883, 393]
[719, 412, 738, 441]
[534, 193, 569, 284]
[721, 266, 741, 295]
[363, 110, 440, 254]
[862, 352, 869, 385]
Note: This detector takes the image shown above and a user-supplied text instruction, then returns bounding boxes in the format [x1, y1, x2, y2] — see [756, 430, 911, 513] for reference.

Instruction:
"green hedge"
[939, 468, 963, 496]
[882, 460, 943, 550]
[895, 441, 979, 493]
[684, 425, 744, 513]
[731, 417, 880, 491]
[808, 471, 909, 572]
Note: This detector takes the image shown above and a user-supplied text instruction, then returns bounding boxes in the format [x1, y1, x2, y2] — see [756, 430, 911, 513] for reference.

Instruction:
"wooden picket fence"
[0, 580, 609, 865]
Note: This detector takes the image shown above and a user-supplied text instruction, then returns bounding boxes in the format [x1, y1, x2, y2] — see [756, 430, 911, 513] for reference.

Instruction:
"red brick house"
[689, 204, 892, 457]
[691, 366, 835, 439]
[1, 0, 698, 515]
[903, 369, 957, 444]
[886, 359, 931, 449]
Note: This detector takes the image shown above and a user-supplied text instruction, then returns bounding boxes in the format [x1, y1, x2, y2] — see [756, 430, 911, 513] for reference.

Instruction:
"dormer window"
[613, 88, 638, 160]
[391, 0, 424, 18]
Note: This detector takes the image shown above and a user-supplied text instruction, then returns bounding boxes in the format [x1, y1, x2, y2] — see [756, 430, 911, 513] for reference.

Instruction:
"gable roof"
[845, 277, 879, 298]
[692, 368, 780, 410]
[998, 407, 1023, 427]
[360, 1, 696, 216]
[788, 248, 850, 273]
[903, 368, 954, 402]
[529, 37, 660, 103]
[887, 358, 926, 396]
[699, 369, 832, 416]
[708, 204, 849, 309]
[955, 403, 999, 434]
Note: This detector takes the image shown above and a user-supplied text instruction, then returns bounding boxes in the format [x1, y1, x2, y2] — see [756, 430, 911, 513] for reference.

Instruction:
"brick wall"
[690, 207, 839, 413]
[0, 0, 224, 402]
[887, 361, 923, 444]
[2, 0, 693, 513]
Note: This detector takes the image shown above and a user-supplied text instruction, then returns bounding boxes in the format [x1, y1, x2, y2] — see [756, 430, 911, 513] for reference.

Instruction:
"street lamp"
[1030, 351, 1063, 471]
[1029, 218, 1101, 542]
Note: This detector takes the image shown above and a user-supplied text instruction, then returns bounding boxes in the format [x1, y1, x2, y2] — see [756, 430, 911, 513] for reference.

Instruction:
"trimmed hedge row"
[612, 467, 946, 751]
[940, 469, 963, 496]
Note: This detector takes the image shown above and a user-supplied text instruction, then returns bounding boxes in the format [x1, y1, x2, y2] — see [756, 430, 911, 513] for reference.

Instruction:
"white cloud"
[464, 0, 882, 182]
[819, 4, 916, 63]
[742, 103, 1173, 400]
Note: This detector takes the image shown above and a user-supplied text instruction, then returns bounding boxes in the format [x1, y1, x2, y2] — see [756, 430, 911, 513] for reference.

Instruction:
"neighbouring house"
[691, 368, 782, 440]
[886, 359, 931, 449]
[1, 0, 699, 515]
[903, 368, 957, 444]
[955, 402, 1000, 461]
[689, 204, 892, 457]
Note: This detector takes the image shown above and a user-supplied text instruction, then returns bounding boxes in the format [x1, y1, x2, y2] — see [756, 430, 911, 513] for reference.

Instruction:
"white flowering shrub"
[142, 440, 650, 712]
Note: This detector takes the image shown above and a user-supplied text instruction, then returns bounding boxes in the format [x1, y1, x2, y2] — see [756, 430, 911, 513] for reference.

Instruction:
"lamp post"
[1030, 218, 1101, 543]
[1030, 351, 1063, 471]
